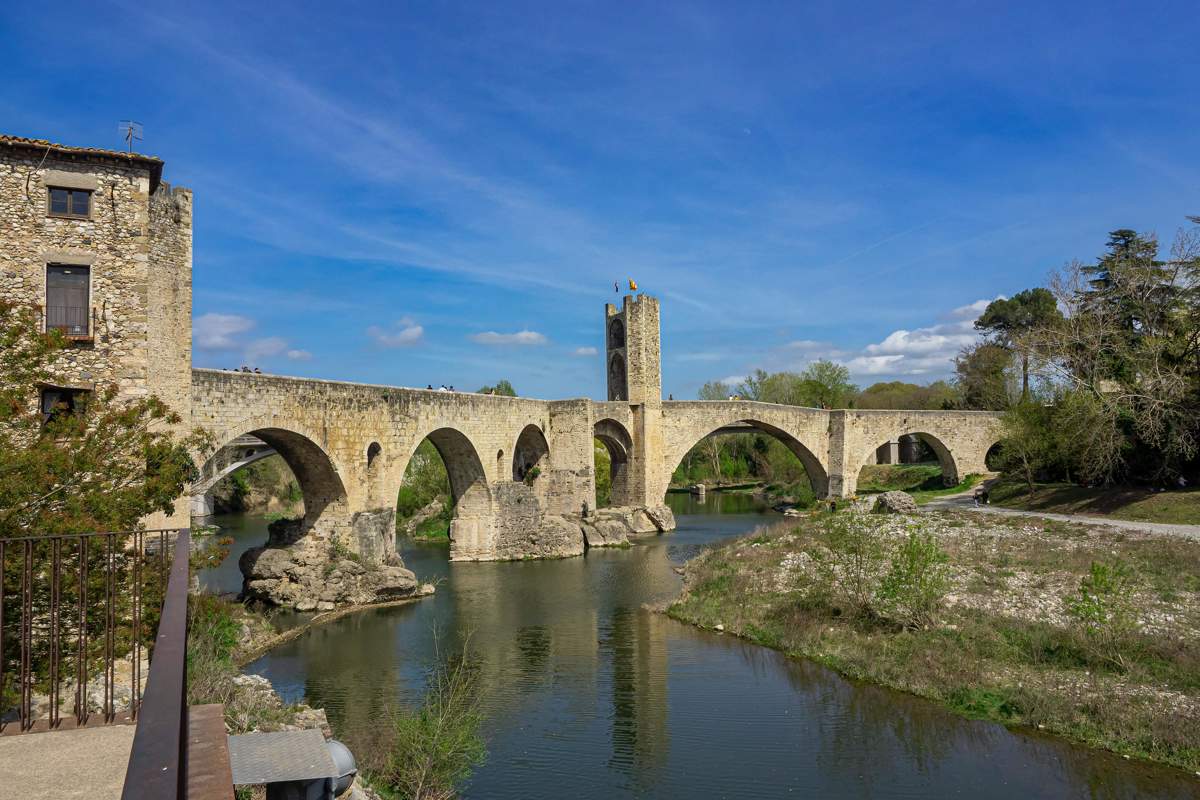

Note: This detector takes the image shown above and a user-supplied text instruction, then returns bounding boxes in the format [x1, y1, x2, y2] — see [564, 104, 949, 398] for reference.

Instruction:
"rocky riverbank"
[667, 508, 1200, 775]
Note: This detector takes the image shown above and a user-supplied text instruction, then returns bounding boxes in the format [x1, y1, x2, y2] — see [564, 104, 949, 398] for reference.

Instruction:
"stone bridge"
[189, 370, 1002, 560]
[186, 294, 1002, 608]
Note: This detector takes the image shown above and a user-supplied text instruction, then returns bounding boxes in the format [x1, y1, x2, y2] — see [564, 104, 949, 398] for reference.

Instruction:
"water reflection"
[201, 496, 1200, 799]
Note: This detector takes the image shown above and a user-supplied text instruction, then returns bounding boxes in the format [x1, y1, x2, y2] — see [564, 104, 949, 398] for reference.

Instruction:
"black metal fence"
[0, 529, 185, 734]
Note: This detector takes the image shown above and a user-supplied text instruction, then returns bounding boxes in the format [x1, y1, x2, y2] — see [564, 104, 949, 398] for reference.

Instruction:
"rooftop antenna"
[118, 120, 143, 153]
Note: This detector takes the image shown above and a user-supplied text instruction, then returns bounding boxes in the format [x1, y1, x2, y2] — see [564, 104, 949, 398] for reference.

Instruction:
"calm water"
[203, 495, 1200, 799]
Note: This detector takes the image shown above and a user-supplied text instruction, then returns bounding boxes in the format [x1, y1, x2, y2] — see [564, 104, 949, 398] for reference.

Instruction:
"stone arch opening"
[609, 353, 627, 402]
[608, 317, 625, 349]
[985, 441, 1004, 471]
[397, 428, 493, 559]
[593, 418, 634, 507]
[856, 432, 960, 495]
[513, 424, 550, 482]
[667, 419, 828, 505]
[194, 427, 346, 547]
[366, 441, 382, 469]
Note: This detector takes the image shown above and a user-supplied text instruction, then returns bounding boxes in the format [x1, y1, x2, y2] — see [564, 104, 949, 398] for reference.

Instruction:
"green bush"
[878, 530, 950, 629]
[349, 651, 487, 800]
[1066, 559, 1139, 670]
[807, 514, 886, 617]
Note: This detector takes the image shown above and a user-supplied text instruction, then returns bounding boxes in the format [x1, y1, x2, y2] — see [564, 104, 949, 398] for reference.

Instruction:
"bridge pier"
[190, 492, 214, 518]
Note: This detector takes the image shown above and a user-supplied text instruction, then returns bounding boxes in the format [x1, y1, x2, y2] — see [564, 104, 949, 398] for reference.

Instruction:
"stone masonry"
[2, 134, 1005, 609]
[0, 135, 193, 528]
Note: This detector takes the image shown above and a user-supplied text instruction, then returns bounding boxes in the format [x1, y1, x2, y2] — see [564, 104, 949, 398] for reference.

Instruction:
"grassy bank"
[990, 480, 1200, 525]
[856, 463, 984, 504]
[668, 511, 1200, 773]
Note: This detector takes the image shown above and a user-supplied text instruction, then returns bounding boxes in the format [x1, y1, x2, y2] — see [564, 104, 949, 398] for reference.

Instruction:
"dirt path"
[923, 482, 1200, 540]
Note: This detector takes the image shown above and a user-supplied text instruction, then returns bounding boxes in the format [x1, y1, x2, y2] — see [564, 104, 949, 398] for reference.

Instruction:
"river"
[201, 494, 1200, 799]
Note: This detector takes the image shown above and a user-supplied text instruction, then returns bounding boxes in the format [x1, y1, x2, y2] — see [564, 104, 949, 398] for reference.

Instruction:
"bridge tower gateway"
[603, 295, 665, 509]
[606, 294, 661, 403]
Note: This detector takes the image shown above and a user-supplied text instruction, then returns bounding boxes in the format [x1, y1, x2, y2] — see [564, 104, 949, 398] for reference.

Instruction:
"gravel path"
[924, 491, 1200, 541]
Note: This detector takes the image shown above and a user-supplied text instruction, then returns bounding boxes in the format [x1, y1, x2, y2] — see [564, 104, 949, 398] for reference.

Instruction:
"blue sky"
[3, 1, 1197, 399]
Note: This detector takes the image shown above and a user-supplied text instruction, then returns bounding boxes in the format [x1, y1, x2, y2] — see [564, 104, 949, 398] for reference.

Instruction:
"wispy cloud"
[194, 313, 255, 350]
[245, 336, 288, 362]
[368, 317, 425, 348]
[469, 330, 548, 346]
[193, 312, 308, 366]
[572, 346, 598, 356]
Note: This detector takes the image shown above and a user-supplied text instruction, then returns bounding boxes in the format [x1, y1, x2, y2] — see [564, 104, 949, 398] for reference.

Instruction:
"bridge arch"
[594, 418, 634, 506]
[512, 424, 550, 482]
[403, 426, 494, 559]
[855, 430, 959, 495]
[664, 418, 829, 500]
[197, 423, 350, 544]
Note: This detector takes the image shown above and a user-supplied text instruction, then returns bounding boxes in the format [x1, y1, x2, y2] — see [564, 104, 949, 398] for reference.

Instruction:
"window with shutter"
[46, 265, 90, 336]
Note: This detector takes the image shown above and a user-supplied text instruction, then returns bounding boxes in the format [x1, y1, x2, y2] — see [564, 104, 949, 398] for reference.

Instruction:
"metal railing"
[0, 529, 184, 734]
[122, 528, 191, 800]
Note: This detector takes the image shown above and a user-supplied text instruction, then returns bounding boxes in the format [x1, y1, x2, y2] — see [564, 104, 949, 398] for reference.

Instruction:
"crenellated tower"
[605, 294, 661, 404]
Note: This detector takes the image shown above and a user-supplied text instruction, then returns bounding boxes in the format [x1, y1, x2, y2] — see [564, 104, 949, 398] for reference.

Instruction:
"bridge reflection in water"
[211, 501, 1198, 800]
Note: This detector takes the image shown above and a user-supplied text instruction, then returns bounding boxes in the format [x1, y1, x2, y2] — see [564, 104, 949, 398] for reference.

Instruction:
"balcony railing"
[42, 304, 96, 340]
[0, 529, 185, 734]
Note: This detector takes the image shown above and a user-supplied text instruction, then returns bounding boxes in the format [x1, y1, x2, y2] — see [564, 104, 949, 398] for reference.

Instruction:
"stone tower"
[605, 294, 661, 403]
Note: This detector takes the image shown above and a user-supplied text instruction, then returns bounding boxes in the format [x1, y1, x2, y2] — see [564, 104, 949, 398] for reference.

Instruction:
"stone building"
[0, 135, 194, 526]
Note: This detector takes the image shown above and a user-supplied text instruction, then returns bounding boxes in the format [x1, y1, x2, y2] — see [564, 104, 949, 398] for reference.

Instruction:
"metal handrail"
[121, 528, 191, 800]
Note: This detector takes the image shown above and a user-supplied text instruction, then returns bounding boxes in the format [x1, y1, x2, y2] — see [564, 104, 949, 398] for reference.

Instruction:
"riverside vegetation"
[187, 583, 487, 800]
[668, 509, 1200, 773]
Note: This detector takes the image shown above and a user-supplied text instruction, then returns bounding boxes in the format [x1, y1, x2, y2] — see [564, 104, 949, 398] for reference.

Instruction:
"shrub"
[1066, 559, 1139, 670]
[878, 529, 950, 629]
[350, 650, 487, 800]
[807, 513, 887, 617]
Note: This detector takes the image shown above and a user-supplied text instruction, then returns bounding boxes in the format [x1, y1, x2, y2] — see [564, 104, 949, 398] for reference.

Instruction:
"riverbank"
[667, 509, 1200, 775]
[989, 479, 1200, 525]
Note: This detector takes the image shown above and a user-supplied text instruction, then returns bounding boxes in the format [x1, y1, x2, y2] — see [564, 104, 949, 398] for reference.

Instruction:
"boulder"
[594, 505, 677, 536]
[580, 517, 629, 547]
[643, 505, 677, 532]
[872, 491, 918, 515]
[240, 543, 426, 611]
[529, 515, 587, 558]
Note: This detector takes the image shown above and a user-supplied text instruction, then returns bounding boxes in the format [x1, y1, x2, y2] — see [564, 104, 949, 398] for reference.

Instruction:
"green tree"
[799, 360, 858, 409]
[697, 380, 731, 401]
[736, 362, 856, 408]
[477, 380, 517, 396]
[1017, 219, 1200, 483]
[0, 300, 208, 538]
[856, 380, 959, 409]
[954, 342, 1016, 410]
[975, 288, 1063, 397]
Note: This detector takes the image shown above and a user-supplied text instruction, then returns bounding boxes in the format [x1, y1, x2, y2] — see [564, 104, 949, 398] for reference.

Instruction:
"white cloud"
[194, 313, 255, 350]
[368, 319, 425, 347]
[469, 330, 548, 346]
[948, 297, 1002, 319]
[195, 312, 310, 367]
[245, 336, 288, 362]
[720, 375, 747, 386]
[572, 346, 598, 356]
[847, 297, 1000, 377]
